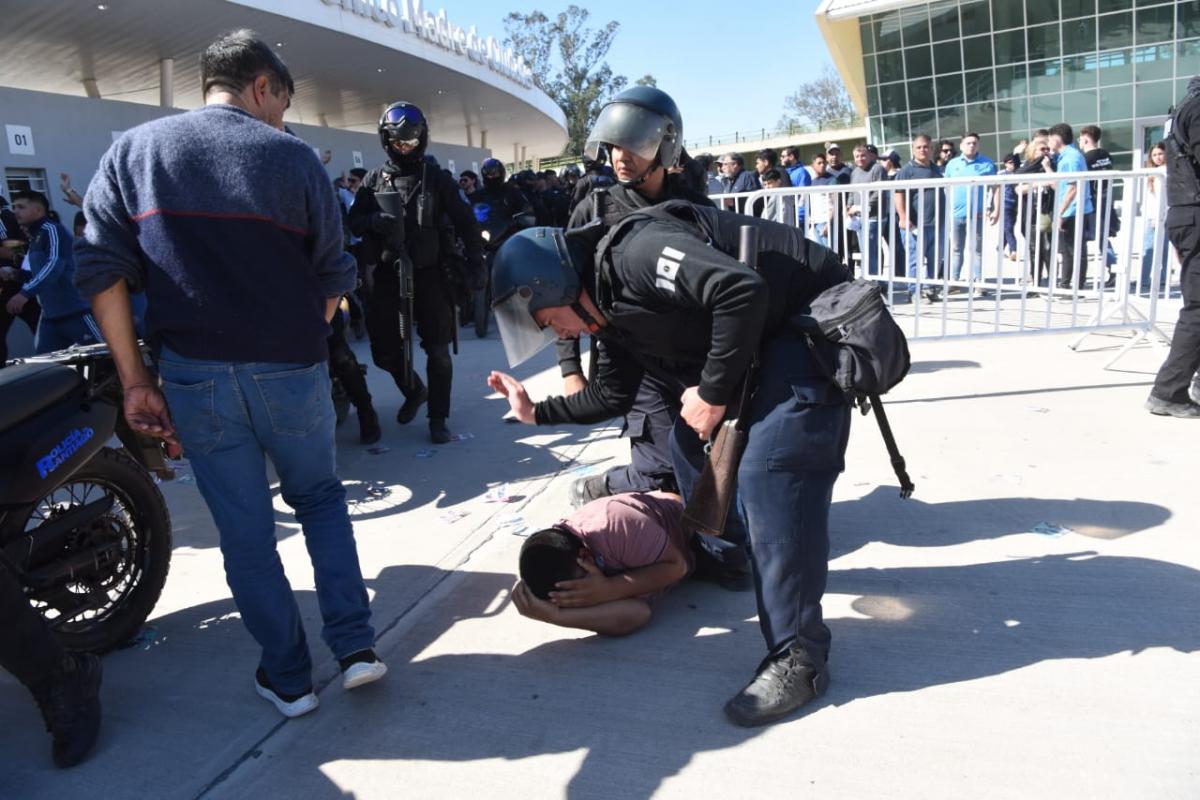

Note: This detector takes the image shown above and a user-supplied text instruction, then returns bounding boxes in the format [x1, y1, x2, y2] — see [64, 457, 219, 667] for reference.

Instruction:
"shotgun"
[681, 224, 759, 537]
[373, 190, 416, 389]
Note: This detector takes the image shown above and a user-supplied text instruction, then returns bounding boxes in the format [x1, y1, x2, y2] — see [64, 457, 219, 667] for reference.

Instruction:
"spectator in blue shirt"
[780, 146, 811, 228]
[1048, 122, 1095, 289]
[944, 133, 999, 288]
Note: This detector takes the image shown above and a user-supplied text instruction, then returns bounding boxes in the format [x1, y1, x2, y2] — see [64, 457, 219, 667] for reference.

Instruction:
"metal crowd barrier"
[714, 169, 1176, 367]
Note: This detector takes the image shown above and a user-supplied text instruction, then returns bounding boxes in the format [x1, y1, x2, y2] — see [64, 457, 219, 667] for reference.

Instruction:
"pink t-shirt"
[557, 492, 693, 598]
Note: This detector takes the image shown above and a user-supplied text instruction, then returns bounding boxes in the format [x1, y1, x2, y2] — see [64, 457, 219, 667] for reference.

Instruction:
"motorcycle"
[1, 344, 174, 652]
[473, 211, 537, 339]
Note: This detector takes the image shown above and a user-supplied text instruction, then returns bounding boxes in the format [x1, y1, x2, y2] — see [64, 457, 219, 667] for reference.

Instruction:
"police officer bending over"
[487, 204, 852, 727]
[349, 102, 483, 443]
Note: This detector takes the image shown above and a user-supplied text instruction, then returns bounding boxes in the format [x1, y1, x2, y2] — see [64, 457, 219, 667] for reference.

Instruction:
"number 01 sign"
[6, 125, 35, 156]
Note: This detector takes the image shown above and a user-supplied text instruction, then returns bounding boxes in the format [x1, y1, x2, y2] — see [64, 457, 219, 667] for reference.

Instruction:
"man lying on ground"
[513, 491, 693, 636]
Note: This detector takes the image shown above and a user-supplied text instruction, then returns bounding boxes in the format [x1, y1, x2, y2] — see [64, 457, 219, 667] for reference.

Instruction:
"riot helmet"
[378, 101, 429, 165]
[481, 158, 506, 189]
[584, 86, 683, 187]
[490, 227, 594, 367]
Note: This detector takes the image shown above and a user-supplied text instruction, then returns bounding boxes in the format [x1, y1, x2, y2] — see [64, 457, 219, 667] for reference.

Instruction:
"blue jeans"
[860, 219, 881, 276]
[157, 348, 374, 694]
[951, 214, 984, 281]
[34, 311, 101, 354]
[811, 222, 830, 248]
[1141, 223, 1170, 297]
[905, 222, 940, 294]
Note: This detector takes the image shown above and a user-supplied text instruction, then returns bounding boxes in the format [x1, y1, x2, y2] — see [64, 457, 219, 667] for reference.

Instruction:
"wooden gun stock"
[681, 224, 759, 538]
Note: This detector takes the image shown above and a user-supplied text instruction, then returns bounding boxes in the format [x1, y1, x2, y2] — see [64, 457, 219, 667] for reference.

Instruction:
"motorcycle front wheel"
[5, 447, 172, 652]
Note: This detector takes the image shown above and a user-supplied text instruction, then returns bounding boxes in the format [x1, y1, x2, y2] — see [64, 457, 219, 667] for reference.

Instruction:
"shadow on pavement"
[196, 548, 1200, 799]
[831, 486, 1172, 557]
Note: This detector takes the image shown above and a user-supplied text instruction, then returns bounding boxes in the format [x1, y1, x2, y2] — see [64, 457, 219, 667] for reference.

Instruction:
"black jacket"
[349, 160, 483, 275]
[534, 202, 851, 426]
[467, 184, 532, 236]
[1167, 76, 1200, 208]
[556, 179, 715, 378]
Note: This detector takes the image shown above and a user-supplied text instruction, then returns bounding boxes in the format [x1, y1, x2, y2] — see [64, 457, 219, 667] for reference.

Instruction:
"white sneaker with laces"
[340, 650, 388, 690]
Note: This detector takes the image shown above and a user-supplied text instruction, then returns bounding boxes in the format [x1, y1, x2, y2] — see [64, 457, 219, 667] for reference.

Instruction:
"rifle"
[373, 190, 416, 389]
[681, 225, 759, 538]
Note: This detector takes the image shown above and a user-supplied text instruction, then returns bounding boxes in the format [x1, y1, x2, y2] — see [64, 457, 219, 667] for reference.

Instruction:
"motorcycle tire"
[474, 286, 489, 338]
[8, 447, 172, 653]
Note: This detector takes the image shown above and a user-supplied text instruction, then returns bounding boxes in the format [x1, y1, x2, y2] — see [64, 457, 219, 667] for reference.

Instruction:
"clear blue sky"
[446, 0, 835, 141]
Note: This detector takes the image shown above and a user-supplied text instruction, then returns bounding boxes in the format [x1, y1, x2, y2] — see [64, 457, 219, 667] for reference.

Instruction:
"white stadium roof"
[0, 0, 568, 158]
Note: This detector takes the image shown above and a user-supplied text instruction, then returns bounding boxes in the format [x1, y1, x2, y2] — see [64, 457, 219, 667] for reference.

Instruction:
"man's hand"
[511, 580, 561, 623]
[987, 210, 999, 225]
[487, 371, 535, 423]
[124, 384, 182, 458]
[563, 373, 588, 395]
[6, 293, 28, 316]
[680, 386, 726, 440]
[549, 557, 617, 608]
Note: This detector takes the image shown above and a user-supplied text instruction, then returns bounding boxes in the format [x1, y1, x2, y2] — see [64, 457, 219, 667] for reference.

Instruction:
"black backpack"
[793, 280, 915, 497]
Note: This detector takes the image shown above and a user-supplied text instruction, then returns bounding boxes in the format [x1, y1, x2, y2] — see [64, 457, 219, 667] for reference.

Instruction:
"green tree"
[504, 6, 653, 156]
[779, 65, 863, 132]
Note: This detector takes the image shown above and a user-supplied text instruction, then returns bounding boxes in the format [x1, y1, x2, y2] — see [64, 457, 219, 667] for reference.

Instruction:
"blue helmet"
[490, 227, 592, 367]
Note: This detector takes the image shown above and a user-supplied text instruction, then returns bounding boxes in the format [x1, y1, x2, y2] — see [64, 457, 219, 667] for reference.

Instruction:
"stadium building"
[0, 0, 567, 207]
[817, 0, 1200, 166]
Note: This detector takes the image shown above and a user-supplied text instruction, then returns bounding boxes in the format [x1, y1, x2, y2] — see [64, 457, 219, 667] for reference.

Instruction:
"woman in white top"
[1140, 141, 1168, 296]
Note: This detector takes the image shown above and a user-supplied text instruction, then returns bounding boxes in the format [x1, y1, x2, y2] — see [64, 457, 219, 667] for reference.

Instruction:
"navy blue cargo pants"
[671, 332, 849, 664]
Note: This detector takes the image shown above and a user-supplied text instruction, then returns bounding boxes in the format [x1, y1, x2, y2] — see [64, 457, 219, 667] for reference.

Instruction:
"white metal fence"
[714, 169, 1176, 366]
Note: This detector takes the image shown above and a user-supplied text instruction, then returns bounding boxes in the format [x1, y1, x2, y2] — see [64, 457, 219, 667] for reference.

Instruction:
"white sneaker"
[340, 649, 388, 690]
[254, 668, 319, 718]
[1190, 374, 1200, 406]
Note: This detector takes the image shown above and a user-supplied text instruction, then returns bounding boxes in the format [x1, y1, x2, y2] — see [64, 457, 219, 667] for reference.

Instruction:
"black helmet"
[560, 164, 581, 181]
[378, 101, 428, 165]
[584, 87, 683, 183]
[481, 158, 506, 188]
[490, 227, 593, 367]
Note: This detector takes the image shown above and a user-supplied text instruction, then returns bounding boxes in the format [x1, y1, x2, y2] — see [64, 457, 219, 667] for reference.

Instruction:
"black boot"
[397, 378, 428, 425]
[724, 648, 828, 728]
[358, 406, 381, 445]
[568, 474, 609, 509]
[35, 652, 103, 768]
[429, 417, 452, 444]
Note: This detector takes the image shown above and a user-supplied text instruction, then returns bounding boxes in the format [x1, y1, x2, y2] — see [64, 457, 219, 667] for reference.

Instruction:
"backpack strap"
[867, 393, 914, 498]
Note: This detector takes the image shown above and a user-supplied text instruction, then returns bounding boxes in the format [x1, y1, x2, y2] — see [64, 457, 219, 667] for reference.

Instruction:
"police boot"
[429, 417, 452, 444]
[723, 647, 828, 728]
[34, 652, 103, 768]
[397, 376, 428, 424]
[358, 407, 381, 445]
[568, 474, 609, 509]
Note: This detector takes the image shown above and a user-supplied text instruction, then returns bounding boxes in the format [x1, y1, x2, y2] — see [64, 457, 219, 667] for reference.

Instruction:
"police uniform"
[532, 201, 852, 671]
[349, 161, 482, 423]
[1152, 76, 1200, 412]
[557, 179, 716, 498]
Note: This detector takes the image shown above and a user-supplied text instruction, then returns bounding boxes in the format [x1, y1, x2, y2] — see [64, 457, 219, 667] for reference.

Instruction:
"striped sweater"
[74, 103, 356, 363]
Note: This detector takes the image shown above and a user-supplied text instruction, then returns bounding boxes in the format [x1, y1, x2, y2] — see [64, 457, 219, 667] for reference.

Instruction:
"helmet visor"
[584, 102, 668, 163]
[383, 104, 424, 126]
[493, 287, 557, 368]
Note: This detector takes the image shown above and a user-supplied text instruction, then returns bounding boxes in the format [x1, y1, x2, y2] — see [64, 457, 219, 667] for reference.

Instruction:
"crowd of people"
[696, 126, 1174, 302]
[4, 26, 1199, 773]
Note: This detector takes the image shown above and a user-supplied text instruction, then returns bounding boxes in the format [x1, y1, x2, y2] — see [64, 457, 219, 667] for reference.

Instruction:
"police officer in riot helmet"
[349, 101, 484, 443]
[557, 86, 719, 540]
[468, 159, 534, 230]
[488, 202, 853, 728]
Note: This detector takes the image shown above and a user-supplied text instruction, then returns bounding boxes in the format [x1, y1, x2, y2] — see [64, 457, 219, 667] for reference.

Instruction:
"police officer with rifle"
[349, 102, 484, 443]
[486, 203, 853, 727]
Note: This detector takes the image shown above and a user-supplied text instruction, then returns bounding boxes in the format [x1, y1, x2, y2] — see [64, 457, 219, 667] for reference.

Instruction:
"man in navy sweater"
[75, 30, 385, 718]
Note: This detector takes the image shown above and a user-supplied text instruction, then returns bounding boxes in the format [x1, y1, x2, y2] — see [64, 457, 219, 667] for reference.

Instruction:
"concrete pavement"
[2, 317, 1197, 799]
